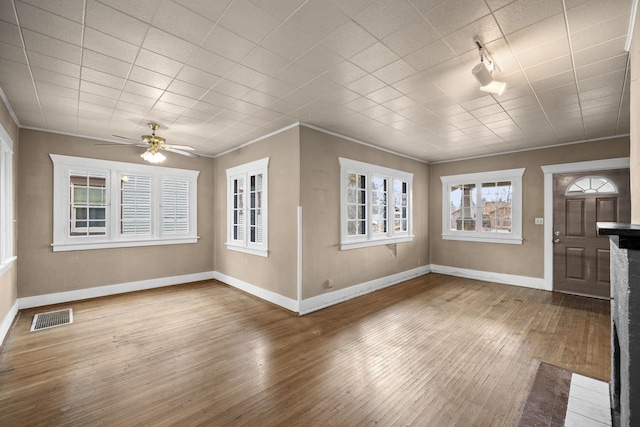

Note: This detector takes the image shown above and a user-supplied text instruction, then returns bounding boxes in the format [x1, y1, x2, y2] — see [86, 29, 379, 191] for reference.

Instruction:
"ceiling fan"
[110, 122, 199, 163]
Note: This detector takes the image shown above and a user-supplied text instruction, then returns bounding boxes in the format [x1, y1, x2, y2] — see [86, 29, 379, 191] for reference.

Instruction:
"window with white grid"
[51, 155, 198, 251]
[339, 158, 413, 250]
[226, 157, 269, 257]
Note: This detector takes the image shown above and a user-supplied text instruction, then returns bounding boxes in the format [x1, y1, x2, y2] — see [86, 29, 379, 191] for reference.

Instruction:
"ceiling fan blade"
[112, 134, 140, 142]
[164, 147, 200, 158]
[166, 144, 195, 151]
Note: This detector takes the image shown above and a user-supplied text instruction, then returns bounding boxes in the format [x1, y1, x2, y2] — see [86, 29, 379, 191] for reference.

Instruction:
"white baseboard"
[0, 299, 18, 346]
[430, 264, 549, 291]
[212, 271, 299, 312]
[18, 271, 215, 309]
[299, 265, 432, 315]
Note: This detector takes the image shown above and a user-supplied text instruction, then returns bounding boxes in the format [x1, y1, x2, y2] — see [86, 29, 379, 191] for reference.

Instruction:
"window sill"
[441, 234, 523, 245]
[0, 256, 17, 277]
[340, 235, 414, 251]
[226, 244, 269, 257]
[52, 237, 198, 252]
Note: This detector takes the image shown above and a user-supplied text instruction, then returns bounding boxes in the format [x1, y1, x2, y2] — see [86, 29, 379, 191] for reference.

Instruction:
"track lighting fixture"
[471, 38, 506, 95]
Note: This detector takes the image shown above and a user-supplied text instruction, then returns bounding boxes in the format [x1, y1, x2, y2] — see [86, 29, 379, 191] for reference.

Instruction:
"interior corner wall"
[213, 126, 300, 300]
[429, 137, 630, 278]
[16, 129, 215, 298]
[299, 126, 430, 300]
[0, 100, 18, 338]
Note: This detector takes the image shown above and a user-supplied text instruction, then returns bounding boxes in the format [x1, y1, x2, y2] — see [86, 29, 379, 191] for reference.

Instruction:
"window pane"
[450, 184, 476, 231]
[69, 171, 107, 236]
[347, 172, 366, 236]
[371, 175, 387, 234]
[481, 181, 512, 233]
[394, 179, 408, 232]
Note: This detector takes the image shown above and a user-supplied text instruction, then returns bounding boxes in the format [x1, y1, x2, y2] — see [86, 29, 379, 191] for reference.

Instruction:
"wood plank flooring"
[0, 274, 610, 426]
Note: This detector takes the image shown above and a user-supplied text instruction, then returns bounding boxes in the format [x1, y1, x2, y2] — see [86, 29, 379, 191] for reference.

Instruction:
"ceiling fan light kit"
[110, 122, 198, 163]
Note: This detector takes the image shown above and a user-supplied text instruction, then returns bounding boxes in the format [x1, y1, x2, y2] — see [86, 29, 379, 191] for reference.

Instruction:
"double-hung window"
[51, 155, 198, 251]
[441, 168, 525, 244]
[226, 157, 269, 257]
[0, 129, 14, 276]
[339, 158, 413, 250]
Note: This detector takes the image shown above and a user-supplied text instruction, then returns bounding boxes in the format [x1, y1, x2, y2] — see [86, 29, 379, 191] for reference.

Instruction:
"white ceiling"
[0, 0, 633, 162]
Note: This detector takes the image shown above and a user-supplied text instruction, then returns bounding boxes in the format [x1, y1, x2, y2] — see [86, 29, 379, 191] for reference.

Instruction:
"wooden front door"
[553, 169, 630, 299]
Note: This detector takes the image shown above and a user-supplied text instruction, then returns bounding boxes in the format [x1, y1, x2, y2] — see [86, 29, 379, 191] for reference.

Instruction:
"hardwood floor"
[0, 274, 610, 426]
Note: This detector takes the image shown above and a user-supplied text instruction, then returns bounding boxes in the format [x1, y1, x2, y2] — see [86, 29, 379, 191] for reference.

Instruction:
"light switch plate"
[535, 217, 544, 225]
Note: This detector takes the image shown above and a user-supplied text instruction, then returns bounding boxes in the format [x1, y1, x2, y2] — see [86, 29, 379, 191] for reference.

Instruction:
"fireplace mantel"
[597, 222, 640, 249]
[597, 221, 640, 427]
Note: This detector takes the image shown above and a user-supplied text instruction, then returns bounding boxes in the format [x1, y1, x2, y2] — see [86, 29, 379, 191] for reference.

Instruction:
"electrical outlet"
[327, 279, 334, 288]
[535, 217, 544, 225]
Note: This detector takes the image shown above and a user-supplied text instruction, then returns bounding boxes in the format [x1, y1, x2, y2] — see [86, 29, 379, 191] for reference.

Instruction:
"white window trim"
[0, 125, 15, 277]
[51, 154, 199, 252]
[441, 168, 525, 245]
[225, 157, 269, 257]
[339, 157, 414, 250]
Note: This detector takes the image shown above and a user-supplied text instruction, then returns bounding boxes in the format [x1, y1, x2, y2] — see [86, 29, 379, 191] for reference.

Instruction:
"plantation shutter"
[120, 175, 152, 235]
[162, 178, 189, 234]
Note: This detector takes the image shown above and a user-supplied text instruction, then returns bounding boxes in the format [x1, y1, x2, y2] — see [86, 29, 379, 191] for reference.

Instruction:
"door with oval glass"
[553, 169, 630, 298]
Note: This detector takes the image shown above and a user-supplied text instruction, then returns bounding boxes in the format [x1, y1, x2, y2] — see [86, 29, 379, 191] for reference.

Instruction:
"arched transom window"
[566, 176, 618, 195]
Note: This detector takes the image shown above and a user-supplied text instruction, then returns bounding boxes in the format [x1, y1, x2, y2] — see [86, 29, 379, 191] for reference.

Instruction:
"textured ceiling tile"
[219, 0, 281, 44]
[350, 42, 401, 73]
[241, 46, 289, 76]
[424, 0, 491, 35]
[128, 66, 173, 90]
[201, 25, 256, 63]
[323, 61, 368, 86]
[0, 41, 26, 63]
[261, 0, 349, 60]
[443, 15, 503, 55]
[152, 0, 214, 44]
[82, 49, 131, 77]
[85, 0, 149, 45]
[347, 74, 387, 96]
[26, 53, 80, 79]
[566, 0, 631, 33]
[354, 0, 419, 39]
[382, 17, 440, 58]
[22, 29, 82, 64]
[0, 21, 23, 47]
[493, 0, 564, 35]
[134, 49, 183, 78]
[372, 59, 418, 85]
[188, 47, 236, 78]
[405, 39, 456, 71]
[569, 14, 629, 51]
[572, 37, 627, 68]
[167, 79, 207, 99]
[15, 1, 82, 45]
[175, 65, 221, 89]
[322, 21, 377, 60]
[142, 27, 197, 64]
[83, 28, 140, 64]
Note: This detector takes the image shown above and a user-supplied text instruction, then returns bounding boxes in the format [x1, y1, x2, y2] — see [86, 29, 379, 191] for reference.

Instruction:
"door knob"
[554, 231, 560, 236]
[553, 238, 560, 244]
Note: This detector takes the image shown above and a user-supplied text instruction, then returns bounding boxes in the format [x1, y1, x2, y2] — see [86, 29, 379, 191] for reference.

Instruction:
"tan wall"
[430, 137, 630, 278]
[213, 127, 300, 299]
[631, 15, 640, 224]
[0, 100, 18, 329]
[17, 129, 214, 298]
[299, 126, 430, 299]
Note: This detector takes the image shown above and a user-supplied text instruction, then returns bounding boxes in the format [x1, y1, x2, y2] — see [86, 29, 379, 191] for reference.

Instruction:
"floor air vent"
[30, 309, 73, 332]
